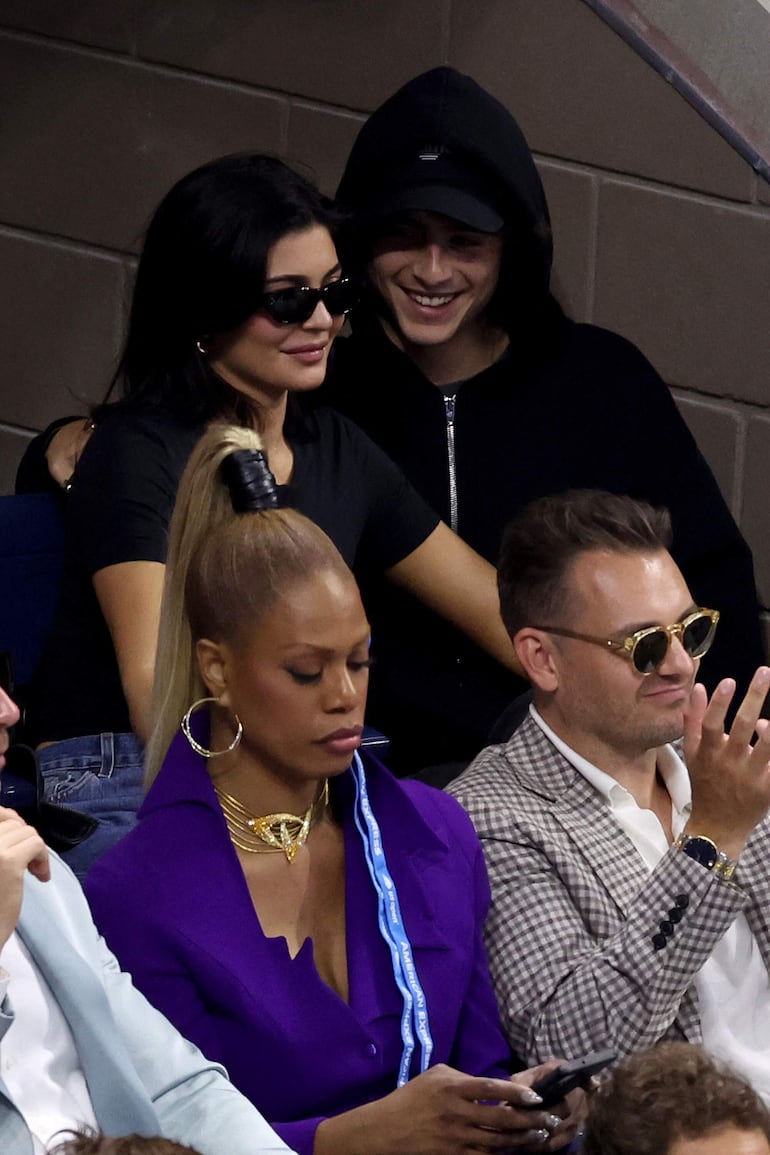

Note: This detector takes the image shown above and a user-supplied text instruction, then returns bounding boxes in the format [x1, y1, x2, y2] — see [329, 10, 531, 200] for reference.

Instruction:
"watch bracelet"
[713, 850, 737, 880]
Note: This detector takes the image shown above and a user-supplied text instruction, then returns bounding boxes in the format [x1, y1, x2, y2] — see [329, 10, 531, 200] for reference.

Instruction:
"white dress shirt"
[531, 705, 770, 1100]
[0, 931, 97, 1152]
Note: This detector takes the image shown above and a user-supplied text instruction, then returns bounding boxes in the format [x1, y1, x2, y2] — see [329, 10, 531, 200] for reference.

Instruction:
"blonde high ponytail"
[145, 422, 351, 785]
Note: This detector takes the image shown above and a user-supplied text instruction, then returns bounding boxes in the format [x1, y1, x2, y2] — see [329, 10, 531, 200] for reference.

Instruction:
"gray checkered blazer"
[448, 714, 770, 1066]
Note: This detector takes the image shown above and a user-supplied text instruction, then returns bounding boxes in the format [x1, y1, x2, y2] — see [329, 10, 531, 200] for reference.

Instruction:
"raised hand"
[683, 667, 770, 860]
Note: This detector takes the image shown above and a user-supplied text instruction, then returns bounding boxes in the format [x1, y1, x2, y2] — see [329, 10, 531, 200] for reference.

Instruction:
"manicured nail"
[520, 1088, 543, 1105]
[546, 1114, 562, 1131]
[527, 1130, 550, 1145]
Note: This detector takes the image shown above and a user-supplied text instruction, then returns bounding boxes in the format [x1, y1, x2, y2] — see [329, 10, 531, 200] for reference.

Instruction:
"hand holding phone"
[529, 1048, 616, 1108]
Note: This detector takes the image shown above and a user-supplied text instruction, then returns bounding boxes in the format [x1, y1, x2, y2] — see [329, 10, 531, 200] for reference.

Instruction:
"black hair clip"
[221, 449, 280, 513]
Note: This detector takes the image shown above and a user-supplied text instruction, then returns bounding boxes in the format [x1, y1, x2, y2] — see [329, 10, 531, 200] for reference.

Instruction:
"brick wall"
[1, 0, 768, 626]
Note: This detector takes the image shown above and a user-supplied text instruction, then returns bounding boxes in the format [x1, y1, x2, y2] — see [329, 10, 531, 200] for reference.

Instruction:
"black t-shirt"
[30, 401, 439, 742]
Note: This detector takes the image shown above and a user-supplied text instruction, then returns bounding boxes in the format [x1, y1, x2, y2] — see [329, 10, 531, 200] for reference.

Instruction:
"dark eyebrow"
[264, 262, 342, 288]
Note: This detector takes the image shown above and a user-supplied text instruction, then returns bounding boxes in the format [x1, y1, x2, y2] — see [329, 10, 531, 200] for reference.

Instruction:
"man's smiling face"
[368, 210, 503, 355]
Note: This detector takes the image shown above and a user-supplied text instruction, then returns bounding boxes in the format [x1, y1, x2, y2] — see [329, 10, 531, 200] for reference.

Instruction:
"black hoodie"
[317, 67, 764, 776]
[15, 70, 762, 778]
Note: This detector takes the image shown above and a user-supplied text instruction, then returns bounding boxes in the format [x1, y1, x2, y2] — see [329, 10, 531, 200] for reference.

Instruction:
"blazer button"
[652, 933, 667, 950]
[668, 907, 683, 923]
[659, 920, 674, 936]
[366, 1043, 377, 1056]
[674, 894, 689, 909]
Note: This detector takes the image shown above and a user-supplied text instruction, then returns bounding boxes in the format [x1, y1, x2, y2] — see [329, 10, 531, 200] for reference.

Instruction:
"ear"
[514, 628, 560, 693]
[196, 638, 230, 704]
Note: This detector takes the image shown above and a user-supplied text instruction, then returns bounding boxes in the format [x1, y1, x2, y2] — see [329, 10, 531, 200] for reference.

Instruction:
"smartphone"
[529, 1048, 617, 1107]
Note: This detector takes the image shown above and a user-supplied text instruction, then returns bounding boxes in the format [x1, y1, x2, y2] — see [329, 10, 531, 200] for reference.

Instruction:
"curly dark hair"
[48, 1131, 201, 1155]
[583, 1043, 770, 1155]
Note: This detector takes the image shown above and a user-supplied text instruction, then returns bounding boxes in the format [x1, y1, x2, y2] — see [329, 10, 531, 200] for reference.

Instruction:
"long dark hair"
[98, 154, 343, 424]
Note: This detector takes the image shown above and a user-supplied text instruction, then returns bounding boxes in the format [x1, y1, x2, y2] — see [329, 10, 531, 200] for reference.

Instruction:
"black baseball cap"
[365, 147, 505, 233]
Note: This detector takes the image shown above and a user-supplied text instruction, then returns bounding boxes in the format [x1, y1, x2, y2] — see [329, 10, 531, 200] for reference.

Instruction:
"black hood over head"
[336, 67, 558, 328]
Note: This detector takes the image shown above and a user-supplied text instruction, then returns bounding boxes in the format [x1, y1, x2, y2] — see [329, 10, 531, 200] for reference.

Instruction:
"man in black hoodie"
[321, 66, 764, 774]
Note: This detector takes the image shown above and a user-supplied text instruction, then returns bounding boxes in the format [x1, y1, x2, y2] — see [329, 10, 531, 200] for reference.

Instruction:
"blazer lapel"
[17, 877, 159, 1136]
[512, 720, 652, 917]
[551, 776, 654, 916]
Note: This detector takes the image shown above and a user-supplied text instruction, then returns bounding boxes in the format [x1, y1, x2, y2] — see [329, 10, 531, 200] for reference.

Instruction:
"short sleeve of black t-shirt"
[30, 411, 204, 742]
[72, 409, 204, 575]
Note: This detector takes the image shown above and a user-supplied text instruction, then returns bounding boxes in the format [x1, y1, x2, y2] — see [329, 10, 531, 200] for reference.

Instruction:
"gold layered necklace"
[215, 780, 329, 863]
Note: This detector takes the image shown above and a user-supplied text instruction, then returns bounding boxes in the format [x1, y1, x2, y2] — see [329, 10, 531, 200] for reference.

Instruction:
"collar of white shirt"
[529, 702, 692, 822]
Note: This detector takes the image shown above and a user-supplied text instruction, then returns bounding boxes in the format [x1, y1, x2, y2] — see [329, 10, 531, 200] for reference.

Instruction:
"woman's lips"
[283, 343, 328, 364]
[316, 726, 363, 755]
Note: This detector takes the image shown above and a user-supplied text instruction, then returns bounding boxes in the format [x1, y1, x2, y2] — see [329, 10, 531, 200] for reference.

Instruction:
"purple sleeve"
[271, 1118, 325, 1155]
[85, 856, 228, 1071]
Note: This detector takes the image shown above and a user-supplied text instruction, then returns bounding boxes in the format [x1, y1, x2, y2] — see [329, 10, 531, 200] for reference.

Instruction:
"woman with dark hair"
[26, 153, 521, 874]
[84, 422, 578, 1155]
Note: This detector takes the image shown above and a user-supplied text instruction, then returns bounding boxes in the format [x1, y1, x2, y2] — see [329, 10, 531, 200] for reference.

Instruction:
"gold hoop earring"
[195, 337, 209, 356]
[181, 697, 242, 758]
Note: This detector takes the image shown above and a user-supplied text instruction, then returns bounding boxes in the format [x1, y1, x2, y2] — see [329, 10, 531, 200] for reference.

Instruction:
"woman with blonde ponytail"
[85, 423, 578, 1155]
[145, 423, 272, 786]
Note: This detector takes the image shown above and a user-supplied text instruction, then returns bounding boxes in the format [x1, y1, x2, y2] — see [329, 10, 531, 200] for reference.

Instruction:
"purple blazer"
[85, 734, 512, 1154]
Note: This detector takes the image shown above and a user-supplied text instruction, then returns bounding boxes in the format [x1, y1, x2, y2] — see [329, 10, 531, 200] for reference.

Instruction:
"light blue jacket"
[0, 853, 291, 1155]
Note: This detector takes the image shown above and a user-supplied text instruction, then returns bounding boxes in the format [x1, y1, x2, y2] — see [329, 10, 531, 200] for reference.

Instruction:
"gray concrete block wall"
[1, 0, 768, 628]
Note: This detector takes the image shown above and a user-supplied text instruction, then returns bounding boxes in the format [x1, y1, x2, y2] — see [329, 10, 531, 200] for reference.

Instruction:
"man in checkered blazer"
[449, 489, 770, 1097]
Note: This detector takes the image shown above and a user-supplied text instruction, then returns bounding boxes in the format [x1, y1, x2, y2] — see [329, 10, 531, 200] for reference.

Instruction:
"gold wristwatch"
[675, 834, 737, 880]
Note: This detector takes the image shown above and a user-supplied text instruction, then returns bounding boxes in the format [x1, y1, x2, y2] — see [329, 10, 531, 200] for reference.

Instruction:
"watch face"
[682, 836, 718, 870]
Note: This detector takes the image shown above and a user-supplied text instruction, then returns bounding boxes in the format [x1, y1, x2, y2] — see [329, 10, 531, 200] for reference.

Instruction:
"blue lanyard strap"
[351, 752, 434, 1086]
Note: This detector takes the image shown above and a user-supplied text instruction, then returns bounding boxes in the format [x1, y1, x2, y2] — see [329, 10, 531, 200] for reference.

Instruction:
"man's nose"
[412, 244, 451, 284]
[658, 632, 695, 677]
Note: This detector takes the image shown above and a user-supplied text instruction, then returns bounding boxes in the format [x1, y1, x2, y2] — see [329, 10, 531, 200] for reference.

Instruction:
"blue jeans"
[38, 732, 144, 879]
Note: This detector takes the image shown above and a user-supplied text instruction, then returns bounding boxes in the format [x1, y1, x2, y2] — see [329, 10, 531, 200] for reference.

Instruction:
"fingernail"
[526, 1130, 550, 1145]
[520, 1089, 543, 1105]
[546, 1114, 562, 1131]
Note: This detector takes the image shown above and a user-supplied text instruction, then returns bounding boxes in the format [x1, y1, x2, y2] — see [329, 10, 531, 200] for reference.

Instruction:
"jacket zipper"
[443, 393, 458, 533]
